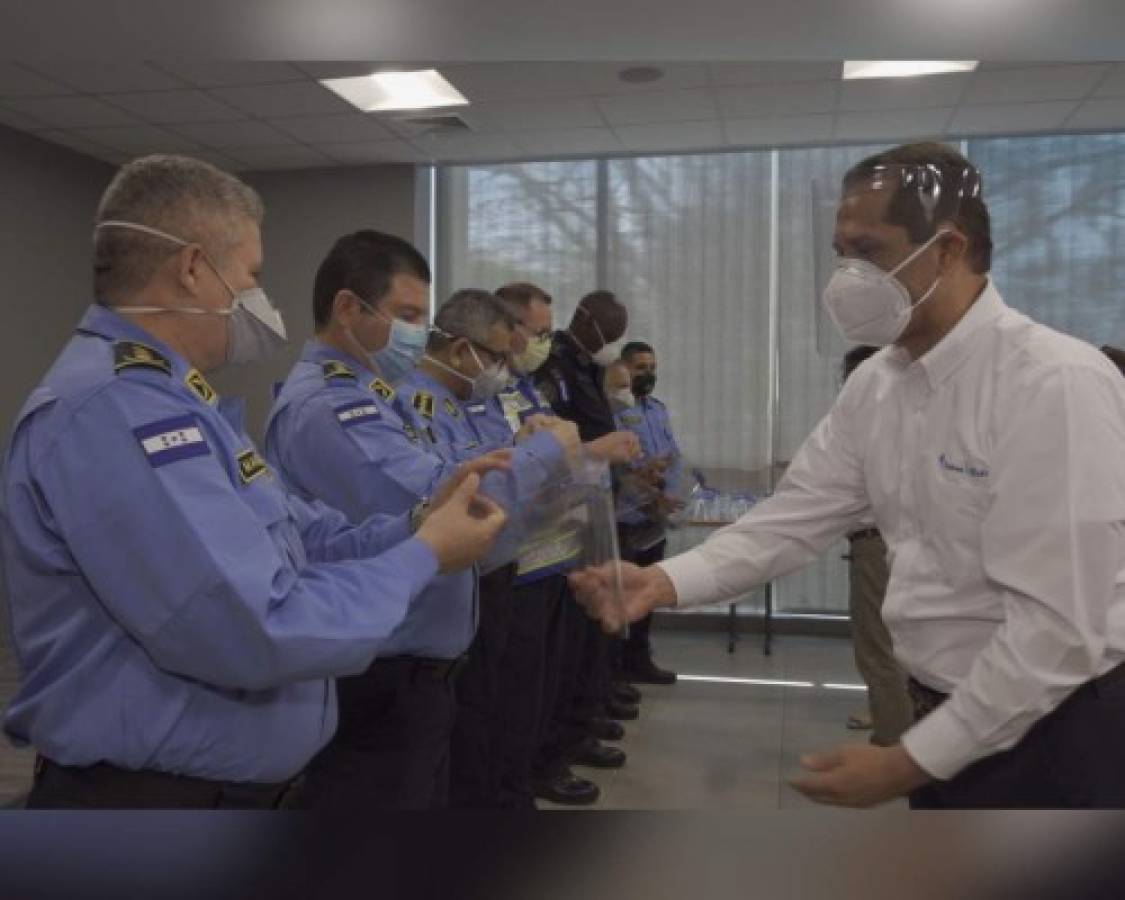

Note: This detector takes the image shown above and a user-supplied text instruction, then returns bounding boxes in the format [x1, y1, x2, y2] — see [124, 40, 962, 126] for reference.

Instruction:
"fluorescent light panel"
[679, 674, 869, 691]
[842, 60, 979, 80]
[320, 69, 468, 112]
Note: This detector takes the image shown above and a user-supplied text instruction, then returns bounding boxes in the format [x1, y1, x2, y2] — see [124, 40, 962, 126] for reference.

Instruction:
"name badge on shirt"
[335, 399, 381, 427]
[133, 415, 211, 467]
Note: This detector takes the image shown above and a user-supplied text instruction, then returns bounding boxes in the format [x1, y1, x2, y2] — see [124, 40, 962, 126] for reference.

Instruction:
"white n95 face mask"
[822, 229, 948, 346]
[97, 220, 288, 366]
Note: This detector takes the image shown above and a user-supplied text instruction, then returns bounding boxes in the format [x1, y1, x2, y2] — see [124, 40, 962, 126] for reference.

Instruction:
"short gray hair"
[429, 289, 515, 350]
[93, 154, 264, 302]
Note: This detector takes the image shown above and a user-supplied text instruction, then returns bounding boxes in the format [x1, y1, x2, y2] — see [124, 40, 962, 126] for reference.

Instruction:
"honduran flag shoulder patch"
[133, 414, 210, 467]
[335, 399, 381, 428]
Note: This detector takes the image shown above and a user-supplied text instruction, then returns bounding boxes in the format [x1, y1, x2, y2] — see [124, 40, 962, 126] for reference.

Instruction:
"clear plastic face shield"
[812, 162, 983, 350]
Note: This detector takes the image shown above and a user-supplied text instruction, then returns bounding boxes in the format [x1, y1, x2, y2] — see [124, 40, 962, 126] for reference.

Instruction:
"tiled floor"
[549, 630, 897, 810]
[0, 629, 889, 810]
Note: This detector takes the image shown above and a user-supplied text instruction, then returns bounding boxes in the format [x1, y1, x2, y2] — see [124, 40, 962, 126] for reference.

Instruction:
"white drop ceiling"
[1, 61, 1124, 172]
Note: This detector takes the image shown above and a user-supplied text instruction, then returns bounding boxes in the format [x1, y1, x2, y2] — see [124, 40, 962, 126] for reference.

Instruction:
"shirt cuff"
[657, 550, 718, 608]
[384, 535, 441, 598]
[900, 703, 986, 781]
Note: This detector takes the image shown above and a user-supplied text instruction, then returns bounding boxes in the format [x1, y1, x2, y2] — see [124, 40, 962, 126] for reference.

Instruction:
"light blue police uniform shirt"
[265, 340, 480, 659]
[393, 368, 568, 566]
[0, 306, 440, 783]
[615, 395, 683, 526]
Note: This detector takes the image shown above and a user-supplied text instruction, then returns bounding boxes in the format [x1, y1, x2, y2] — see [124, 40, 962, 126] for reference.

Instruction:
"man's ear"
[937, 227, 968, 272]
[331, 289, 361, 323]
[176, 244, 208, 296]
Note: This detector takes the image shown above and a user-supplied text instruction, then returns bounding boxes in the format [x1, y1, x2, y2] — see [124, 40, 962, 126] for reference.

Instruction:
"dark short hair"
[495, 282, 552, 308]
[842, 345, 879, 383]
[622, 341, 654, 360]
[843, 142, 992, 274]
[1102, 345, 1125, 377]
[312, 230, 431, 328]
[574, 289, 627, 338]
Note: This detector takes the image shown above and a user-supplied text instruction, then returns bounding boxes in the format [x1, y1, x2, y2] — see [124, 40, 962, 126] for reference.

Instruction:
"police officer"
[265, 232, 551, 810]
[614, 341, 681, 686]
[394, 289, 581, 807]
[536, 290, 636, 777]
[476, 283, 641, 807]
[0, 156, 506, 809]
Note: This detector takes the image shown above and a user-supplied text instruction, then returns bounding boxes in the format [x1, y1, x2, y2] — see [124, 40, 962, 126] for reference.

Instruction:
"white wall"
[218, 163, 419, 441]
[0, 125, 114, 436]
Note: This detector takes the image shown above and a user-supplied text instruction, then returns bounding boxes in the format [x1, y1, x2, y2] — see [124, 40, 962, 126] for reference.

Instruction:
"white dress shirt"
[661, 280, 1125, 780]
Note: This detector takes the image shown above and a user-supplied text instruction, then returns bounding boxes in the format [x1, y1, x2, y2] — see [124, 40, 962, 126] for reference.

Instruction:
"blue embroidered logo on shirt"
[134, 414, 210, 467]
[335, 399, 380, 427]
[938, 453, 989, 478]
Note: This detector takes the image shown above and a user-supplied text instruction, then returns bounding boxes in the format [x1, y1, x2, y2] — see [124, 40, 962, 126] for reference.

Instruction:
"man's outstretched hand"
[568, 561, 678, 633]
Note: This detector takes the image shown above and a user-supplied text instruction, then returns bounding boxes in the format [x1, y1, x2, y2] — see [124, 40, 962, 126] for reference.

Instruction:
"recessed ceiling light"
[320, 69, 468, 112]
[619, 66, 666, 84]
[842, 61, 979, 80]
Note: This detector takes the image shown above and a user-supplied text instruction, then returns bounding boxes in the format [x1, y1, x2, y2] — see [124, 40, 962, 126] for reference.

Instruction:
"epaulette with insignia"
[443, 397, 461, 419]
[184, 368, 217, 405]
[322, 360, 357, 382]
[114, 340, 171, 376]
[369, 377, 395, 402]
[413, 391, 435, 420]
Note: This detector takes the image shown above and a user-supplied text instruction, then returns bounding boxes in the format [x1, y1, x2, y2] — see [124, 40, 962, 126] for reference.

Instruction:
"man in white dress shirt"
[571, 141, 1125, 808]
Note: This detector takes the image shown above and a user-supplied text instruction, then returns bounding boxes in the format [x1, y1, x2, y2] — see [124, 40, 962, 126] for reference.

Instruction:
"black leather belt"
[847, 527, 881, 542]
[371, 655, 468, 684]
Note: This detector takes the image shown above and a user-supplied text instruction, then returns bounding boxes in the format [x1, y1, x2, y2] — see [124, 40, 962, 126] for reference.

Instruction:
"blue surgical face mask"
[350, 299, 428, 382]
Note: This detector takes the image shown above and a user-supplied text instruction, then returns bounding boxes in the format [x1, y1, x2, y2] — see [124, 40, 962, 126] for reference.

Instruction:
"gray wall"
[0, 125, 114, 436]
[214, 164, 419, 442]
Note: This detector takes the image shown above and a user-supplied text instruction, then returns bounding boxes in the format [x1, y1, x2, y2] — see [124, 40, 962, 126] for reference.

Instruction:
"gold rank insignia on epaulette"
[322, 360, 357, 382]
[113, 340, 171, 376]
[413, 390, 435, 420]
[369, 377, 395, 402]
[443, 397, 461, 419]
[184, 368, 217, 405]
[235, 448, 270, 485]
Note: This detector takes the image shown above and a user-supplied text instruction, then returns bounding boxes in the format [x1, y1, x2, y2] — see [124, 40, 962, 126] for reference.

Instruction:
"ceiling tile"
[409, 132, 523, 162]
[21, 62, 187, 93]
[963, 64, 1110, 105]
[613, 120, 725, 153]
[716, 81, 838, 118]
[294, 62, 384, 80]
[32, 129, 119, 159]
[579, 63, 710, 95]
[167, 119, 298, 149]
[154, 62, 306, 87]
[512, 127, 624, 157]
[838, 73, 970, 112]
[1093, 63, 1125, 98]
[210, 81, 355, 118]
[103, 90, 247, 124]
[71, 124, 206, 155]
[948, 101, 1078, 135]
[0, 95, 141, 128]
[438, 63, 592, 102]
[596, 89, 718, 126]
[724, 114, 834, 147]
[833, 107, 952, 142]
[0, 63, 74, 97]
[318, 139, 428, 164]
[268, 113, 395, 144]
[709, 62, 840, 86]
[233, 144, 335, 170]
[0, 104, 52, 131]
[1060, 99, 1125, 132]
[471, 97, 605, 132]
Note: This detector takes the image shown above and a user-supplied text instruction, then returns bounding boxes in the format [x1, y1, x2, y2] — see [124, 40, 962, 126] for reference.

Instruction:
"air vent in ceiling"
[389, 113, 474, 137]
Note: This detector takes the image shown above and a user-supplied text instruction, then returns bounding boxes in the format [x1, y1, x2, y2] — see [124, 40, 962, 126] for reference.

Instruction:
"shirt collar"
[408, 367, 459, 404]
[77, 304, 191, 378]
[302, 338, 376, 381]
[888, 278, 1007, 388]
